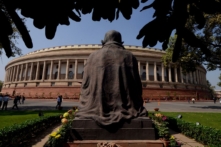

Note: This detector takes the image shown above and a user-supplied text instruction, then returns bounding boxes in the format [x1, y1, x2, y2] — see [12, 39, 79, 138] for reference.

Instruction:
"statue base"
[71, 117, 155, 140]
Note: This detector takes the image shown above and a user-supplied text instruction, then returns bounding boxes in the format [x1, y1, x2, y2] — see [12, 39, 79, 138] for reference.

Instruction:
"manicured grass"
[0, 110, 66, 129]
[160, 112, 221, 130]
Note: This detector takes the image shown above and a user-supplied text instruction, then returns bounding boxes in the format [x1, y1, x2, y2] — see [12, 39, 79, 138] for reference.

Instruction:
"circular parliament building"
[2, 44, 209, 100]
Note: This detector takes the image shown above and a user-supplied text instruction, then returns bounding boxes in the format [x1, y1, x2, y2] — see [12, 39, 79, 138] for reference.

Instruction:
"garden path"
[31, 124, 61, 147]
[170, 129, 204, 147]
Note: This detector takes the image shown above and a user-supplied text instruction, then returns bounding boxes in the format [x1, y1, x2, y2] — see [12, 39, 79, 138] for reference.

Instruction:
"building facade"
[2, 44, 209, 100]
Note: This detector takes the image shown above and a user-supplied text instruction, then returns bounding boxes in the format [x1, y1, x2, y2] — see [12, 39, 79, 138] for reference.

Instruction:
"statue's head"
[101, 30, 124, 45]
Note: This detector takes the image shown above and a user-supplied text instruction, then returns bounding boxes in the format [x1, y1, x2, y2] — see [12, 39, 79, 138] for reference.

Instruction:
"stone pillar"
[199, 70, 202, 84]
[84, 59, 87, 66]
[10, 68, 13, 82]
[42, 61, 46, 80]
[168, 64, 172, 82]
[49, 60, 53, 80]
[29, 62, 33, 80]
[74, 59, 78, 79]
[202, 72, 205, 85]
[138, 61, 141, 77]
[24, 63, 28, 81]
[10, 67, 13, 82]
[8, 69, 10, 82]
[175, 66, 178, 82]
[35, 62, 40, 80]
[5, 69, 8, 82]
[186, 73, 188, 83]
[14, 66, 17, 81]
[146, 62, 149, 81]
[7, 69, 10, 82]
[203, 72, 205, 85]
[11, 66, 15, 82]
[8, 68, 12, 82]
[196, 70, 198, 84]
[19, 64, 24, 81]
[154, 62, 157, 81]
[180, 67, 183, 83]
[190, 72, 193, 83]
[65, 59, 69, 79]
[193, 71, 197, 84]
[201, 71, 203, 85]
[57, 60, 61, 80]
[15, 65, 19, 81]
[161, 63, 165, 82]
[13, 66, 17, 82]
[7, 68, 10, 82]
[4, 69, 8, 82]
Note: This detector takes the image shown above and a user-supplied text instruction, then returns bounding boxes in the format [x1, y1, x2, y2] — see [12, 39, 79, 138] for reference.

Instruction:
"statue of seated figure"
[75, 30, 147, 126]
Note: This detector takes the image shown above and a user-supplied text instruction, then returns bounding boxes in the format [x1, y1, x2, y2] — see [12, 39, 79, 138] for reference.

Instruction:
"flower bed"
[0, 115, 60, 147]
[44, 108, 78, 147]
[151, 113, 182, 147]
[167, 117, 221, 147]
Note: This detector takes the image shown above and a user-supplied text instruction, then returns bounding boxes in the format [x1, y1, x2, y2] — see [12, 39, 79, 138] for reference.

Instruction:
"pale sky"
[0, 1, 220, 89]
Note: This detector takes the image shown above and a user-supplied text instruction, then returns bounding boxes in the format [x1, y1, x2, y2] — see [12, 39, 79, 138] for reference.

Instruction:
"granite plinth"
[71, 117, 155, 140]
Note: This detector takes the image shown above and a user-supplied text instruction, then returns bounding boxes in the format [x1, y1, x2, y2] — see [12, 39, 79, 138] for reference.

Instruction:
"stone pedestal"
[72, 117, 155, 140]
[64, 140, 164, 147]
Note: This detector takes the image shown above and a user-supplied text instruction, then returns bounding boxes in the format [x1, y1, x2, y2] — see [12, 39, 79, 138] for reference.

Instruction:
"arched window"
[68, 71, 74, 79]
[54, 72, 58, 79]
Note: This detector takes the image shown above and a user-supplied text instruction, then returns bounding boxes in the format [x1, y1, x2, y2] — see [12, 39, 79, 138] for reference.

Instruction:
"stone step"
[63, 140, 164, 147]
[71, 128, 155, 140]
[72, 117, 153, 129]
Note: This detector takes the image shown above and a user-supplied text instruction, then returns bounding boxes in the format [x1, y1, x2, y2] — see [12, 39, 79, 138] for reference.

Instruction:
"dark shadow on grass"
[190, 105, 221, 110]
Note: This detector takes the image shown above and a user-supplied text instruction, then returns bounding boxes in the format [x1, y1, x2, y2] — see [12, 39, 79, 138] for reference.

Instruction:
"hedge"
[167, 117, 221, 147]
[0, 115, 60, 147]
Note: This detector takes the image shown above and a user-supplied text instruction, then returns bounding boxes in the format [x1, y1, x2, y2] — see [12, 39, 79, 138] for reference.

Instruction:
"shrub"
[0, 115, 60, 147]
[167, 117, 221, 146]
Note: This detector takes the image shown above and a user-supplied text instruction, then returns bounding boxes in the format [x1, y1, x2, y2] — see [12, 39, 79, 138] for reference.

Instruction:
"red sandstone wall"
[1, 87, 81, 99]
[1, 87, 210, 100]
[142, 88, 210, 100]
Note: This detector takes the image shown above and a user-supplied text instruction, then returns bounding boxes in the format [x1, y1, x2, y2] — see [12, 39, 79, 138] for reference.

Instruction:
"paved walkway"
[170, 130, 204, 147]
[5, 99, 221, 113]
[32, 124, 61, 147]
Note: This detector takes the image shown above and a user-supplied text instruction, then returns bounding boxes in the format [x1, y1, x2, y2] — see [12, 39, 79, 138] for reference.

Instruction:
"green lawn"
[0, 110, 66, 129]
[160, 112, 221, 130]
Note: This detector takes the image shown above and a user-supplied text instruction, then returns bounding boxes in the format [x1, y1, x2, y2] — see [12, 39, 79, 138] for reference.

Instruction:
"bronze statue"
[76, 30, 147, 126]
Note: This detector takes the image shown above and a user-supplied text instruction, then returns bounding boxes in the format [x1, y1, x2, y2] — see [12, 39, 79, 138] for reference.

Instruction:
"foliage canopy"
[0, 0, 221, 66]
